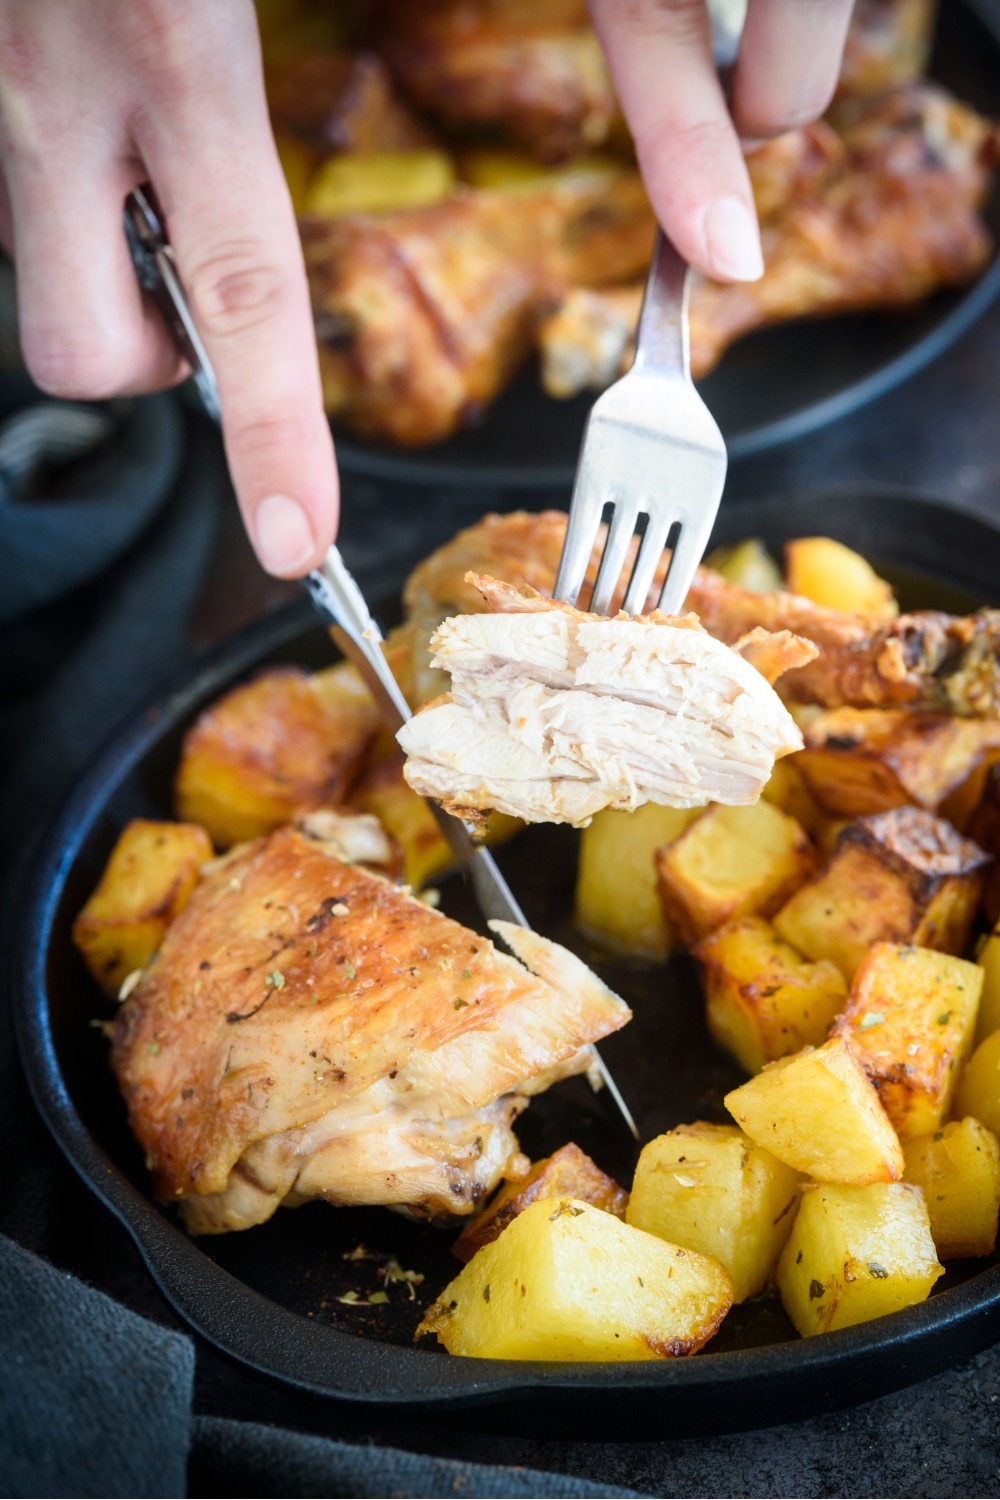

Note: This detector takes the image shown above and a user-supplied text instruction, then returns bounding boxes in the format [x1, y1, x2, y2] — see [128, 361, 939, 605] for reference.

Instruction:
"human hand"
[588, 0, 855, 282]
[0, 0, 337, 577]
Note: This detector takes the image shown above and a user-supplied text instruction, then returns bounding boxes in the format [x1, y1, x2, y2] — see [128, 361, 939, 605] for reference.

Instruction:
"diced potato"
[695, 916, 848, 1075]
[304, 150, 456, 217]
[953, 1030, 1000, 1139]
[940, 749, 1000, 833]
[773, 807, 989, 984]
[626, 1122, 801, 1302]
[417, 1198, 733, 1361]
[175, 665, 379, 849]
[795, 709, 1000, 820]
[72, 819, 212, 997]
[975, 930, 1000, 1045]
[775, 1182, 942, 1337]
[656, 802, 817, 948]
[575, 803, 697, 959]
[833, 944, 982, 1140]
[703, 538, 782, 594]
[784, 537, 898, 619]
[724, 1036, 904, 1184]
[813, 815, 850, 859]
[453, 1143, 628, 1263]
[760, 757, 825, 838]
[903, 1118, 1000, 1259]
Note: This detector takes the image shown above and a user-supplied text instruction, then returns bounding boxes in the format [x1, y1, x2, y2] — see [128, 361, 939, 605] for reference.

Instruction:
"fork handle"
[632, 229, 690, 381]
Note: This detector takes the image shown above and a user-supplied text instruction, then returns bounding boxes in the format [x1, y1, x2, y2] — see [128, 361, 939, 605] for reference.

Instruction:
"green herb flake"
[859, 1012, 884, 1030]
[337, 1290, 361, 1305]
[937, 1012, 952, 1026]
[147, 1041, 160, 1056]
[368, 1291, 389, 1305]
[265, 970, 285, 991]
[381, 1258, 425, 1300]
[549, 1201, 585, 1221]
[453, 998, 469, 1010]
[808, 1279, 825, 1301]
[343, 959, 357, 981]
[461, 968, 472, 980]
[867, 1263, 889, 1279]
[483, 1285, 491, 1303]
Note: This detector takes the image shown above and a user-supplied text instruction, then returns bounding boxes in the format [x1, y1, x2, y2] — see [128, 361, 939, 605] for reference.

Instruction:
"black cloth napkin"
[0, 378, 642, 1500]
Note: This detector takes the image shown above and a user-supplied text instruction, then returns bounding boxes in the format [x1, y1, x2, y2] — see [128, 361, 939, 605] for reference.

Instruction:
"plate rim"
[14, 489, 1000, 1425]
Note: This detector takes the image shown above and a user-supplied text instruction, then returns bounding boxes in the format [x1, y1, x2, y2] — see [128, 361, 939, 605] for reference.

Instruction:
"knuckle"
[188, 245, 290, 341]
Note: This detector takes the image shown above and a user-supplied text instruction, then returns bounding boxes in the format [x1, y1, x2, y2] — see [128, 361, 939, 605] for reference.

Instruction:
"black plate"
[14, 492, 1000, 1437]
[336, 0, 1000, 491]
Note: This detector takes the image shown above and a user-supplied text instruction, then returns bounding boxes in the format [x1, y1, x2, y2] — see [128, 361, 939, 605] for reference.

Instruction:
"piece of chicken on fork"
[110, 822, 630, 1234]
[398, 574, 813, 828]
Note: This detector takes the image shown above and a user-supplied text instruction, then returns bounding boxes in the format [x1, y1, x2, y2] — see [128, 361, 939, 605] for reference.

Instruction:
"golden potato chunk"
[725, 1036, 904, 1185]
[453, 1143, 628, 1263]
[626, 1122, 801, 1302]
[72, 819, 212, 997]
[656, 802, 817, 948]
[775, 1182, 942, 1337]
[975, 930, 1000, 1045]
[784, 537, 897, 619]
[575, 804, 697, 959]
[703, 538, 782, 594]
[695, 916, 848, 1075]
[417, 1198, 733, 1362]
[760, 756, 824, 838]
[175, 665, 379, 848]
[953, 1030, 1000, 1139]
[832, 944, 982, 1139]
[305, 149, 457, 216]
[773, 807, 989, 985]
[795, 709, 1000, 820]
[347, 755, 451, 890]
[903, 1118, 1000, 1259]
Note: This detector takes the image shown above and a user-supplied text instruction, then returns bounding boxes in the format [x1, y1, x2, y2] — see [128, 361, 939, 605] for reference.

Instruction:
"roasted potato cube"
[175, 665, 379, 849]
[773, 808, 990, 984]
[953, 1030, 1000, 1139]
[304, 149, 457, 217]
[784, 537, 897, 619]
[975, 930, 1000, 1045]
[656, 802, 817, 948]
[760, 756, 824, 838]
[72, 819, 212, 996]
[795, 709, 1000, 820]
[833, 944, 982, 1139]
[703, 538, 782, 594]
[626, 1122, 801, 1302]
[417, 1198, 733, 1361]
[775, 1182, 942, 1337]
[725, 1036, 904, 1184]
[453, 1143, 628, 1263]
[695, 916, 848, 1075]
[575, 803, 697, 959]
[458, 149, 622, 193]
[903, 1118, 1000, 1259]
[940, 749, 1000, 833]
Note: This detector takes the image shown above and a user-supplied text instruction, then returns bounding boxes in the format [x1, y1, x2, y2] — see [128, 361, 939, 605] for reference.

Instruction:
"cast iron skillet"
[337, 0, 1000, 490]
[14, 491, 1000, 1439]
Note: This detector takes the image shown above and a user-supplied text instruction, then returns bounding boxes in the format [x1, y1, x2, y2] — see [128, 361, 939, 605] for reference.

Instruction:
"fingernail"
[702, 196, 764, 282]
[254, 493, 316, 576]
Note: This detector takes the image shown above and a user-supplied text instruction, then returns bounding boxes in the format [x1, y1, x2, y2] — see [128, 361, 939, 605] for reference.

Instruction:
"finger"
[731, 0, 855, 141]
[135, 14, 338, 578]
[588, 0, 763, 282]
[6, 153, 186, 398]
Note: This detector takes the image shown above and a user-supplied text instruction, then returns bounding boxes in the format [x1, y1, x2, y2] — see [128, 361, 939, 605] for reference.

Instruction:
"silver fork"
[554, 230, 727, 617]
[123, 185, 638, 1138]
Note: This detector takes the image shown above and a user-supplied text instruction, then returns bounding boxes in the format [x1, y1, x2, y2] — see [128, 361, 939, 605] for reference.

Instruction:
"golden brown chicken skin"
[111, 825, 629, 1230]
[837, 0, 938, 99]
[303, 170, 653, 445]
[375, 0, 619, 162]
[265, 48, 437, 155]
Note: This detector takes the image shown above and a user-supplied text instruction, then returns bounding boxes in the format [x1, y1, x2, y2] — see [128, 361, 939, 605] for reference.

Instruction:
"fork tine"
[590, 498, 641, 616]
[658, 520, 705, 615]
[554, 477, 604, 606]
[622, 511, 673, 616]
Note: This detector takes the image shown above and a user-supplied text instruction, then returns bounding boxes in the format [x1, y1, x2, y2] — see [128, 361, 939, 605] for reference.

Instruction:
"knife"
[124, 184, 638, 1139]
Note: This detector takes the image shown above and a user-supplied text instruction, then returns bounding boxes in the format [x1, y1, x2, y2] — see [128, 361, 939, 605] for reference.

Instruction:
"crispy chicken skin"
[398, 575, 810, 826]
[837, 0, 938, 99]
[401, 511, 1000, 719]
[375, 0, 619, 162]
[111, 825, 629, 1231]
[540, 85, 1000, 398]
[266, 48, 437, 154]
[303, 171, 653, 446]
